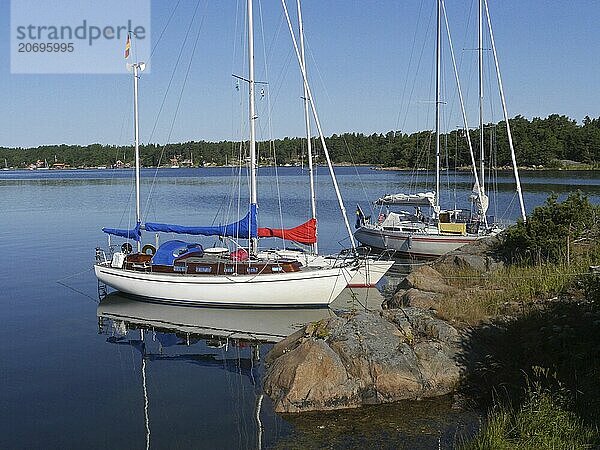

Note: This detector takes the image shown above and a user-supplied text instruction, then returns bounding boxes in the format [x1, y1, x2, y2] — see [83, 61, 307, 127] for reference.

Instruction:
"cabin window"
[174, 265, 186, 272]
[247, 267, 259, 274]
[224, 266, 235, 273]
[195, 266, 212, 273]
[271, 266, 283, 272]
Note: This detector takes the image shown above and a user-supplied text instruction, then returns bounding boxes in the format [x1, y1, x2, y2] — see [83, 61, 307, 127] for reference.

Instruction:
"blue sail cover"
[145, 205, 257, 238]
[102, 221, 141, 241]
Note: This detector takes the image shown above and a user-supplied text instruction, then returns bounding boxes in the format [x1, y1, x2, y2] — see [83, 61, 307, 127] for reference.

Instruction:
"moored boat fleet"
[95, 0, 525, 307]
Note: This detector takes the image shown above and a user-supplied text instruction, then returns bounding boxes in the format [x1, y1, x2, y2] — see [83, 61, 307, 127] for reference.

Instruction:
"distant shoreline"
[372, 165, 600, 172]
[2, 164, 599, 173]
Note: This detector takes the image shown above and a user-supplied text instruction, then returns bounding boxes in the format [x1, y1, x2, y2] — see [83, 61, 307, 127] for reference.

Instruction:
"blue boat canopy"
[102, 221, 141, 241]
[145, 205, 257, 239]
[151, 240, 203, 266]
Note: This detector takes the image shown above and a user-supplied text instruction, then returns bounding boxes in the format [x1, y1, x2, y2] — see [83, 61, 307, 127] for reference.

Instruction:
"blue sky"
[1, 0, 599, 148]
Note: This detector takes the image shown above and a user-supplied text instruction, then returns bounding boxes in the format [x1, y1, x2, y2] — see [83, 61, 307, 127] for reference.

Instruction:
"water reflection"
[97, 293, 335, 449]
[96, 293, 477, 449]
[97, 293, 335, 343]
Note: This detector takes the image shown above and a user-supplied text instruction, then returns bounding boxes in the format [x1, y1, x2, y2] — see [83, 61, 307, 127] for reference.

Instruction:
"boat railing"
[340, 246, 397, 262]
[95, 247, 109, 265]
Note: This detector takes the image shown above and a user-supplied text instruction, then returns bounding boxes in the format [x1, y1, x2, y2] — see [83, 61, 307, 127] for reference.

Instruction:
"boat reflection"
[97, 292, 337, 449]
[97, 292, 336, 343]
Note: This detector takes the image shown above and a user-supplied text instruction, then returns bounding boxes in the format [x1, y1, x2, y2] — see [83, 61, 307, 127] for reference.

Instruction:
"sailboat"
[355, 0, 526, 259]
[95, 2, 357, 307]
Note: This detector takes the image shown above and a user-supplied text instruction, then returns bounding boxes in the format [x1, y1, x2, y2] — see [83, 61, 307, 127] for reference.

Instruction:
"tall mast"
[281, 0, 356, 250]
[441, 0, 487, 227]
[478, 0, 485, 195]
[247, 0, 258, 255]
[296, 0, 318, 254]
[434, 0, 441, 211]
[132, 50, 142, 253]
[484, 0, 526, 221]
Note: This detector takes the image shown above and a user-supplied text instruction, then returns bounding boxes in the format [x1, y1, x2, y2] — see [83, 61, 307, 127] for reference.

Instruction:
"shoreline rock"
[263, 308, 462, 413]
[385, 235, 505, 310]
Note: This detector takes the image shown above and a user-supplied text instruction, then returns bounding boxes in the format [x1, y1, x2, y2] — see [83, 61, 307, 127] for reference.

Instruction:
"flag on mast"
[124, 34, 131, 59]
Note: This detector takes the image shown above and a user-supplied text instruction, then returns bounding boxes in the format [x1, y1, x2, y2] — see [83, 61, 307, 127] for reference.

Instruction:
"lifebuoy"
[142, 244, 156, 255]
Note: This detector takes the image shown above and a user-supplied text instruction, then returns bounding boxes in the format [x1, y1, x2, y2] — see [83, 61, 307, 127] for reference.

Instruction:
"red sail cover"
[258, 218, 317, 244]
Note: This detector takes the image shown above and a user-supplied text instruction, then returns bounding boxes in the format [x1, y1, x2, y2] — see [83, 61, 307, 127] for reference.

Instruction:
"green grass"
[462, 384, 598, 449]
[435, 254, 598, 325]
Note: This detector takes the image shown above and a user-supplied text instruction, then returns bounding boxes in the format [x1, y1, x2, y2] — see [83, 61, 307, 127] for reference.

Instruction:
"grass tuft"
[462, 382, 598, 449]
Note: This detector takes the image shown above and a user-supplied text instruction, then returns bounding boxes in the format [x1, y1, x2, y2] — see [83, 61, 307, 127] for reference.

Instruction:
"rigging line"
[257, 0, 286, 239]
[229, 0, 243, 168]
[304, 39, 333, 105]
[340, 133, 379, 218]
[395, 0, 424, 131]
[142, 0, 204, 223]
[443, 1, 472, 139]
[110, 83, 136, 228]
[400, 0, 435, 133]
[263, 47, 293, 115]
[163, 6, 206, 157]
[56, 267, 94, 282]
[262, 9, 286, 79]
[145, 0, 202, 145]
[148, 0, 182, 62]
[117, 172, 136, 227]
[457, 0, 477, 122]
[228, 0, 248, 238]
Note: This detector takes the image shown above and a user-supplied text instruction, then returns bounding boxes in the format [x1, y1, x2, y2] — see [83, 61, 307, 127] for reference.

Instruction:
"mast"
[247, 0, 258, 255]
[132, 54, 143, 253]
[441, 0, 487, 227]
[434, 0, 441, 211]
[484, 0, 526, 221]
[280, 0, 356, 250]
[478, 0, 485, 196]
[296, 0, 318, 254]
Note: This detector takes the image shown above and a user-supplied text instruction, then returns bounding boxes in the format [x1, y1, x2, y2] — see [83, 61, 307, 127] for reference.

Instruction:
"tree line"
[1, 114, 599, 169]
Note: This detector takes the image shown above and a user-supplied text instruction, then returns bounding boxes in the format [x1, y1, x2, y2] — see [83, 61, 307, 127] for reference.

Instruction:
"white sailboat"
[355, 0, 526, 259]
[95, 5, 357, 307]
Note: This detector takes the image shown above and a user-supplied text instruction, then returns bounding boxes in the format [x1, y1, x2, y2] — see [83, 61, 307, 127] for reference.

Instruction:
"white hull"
[258, 249, 393, 287]
[95, 263, 353, 307]
[355, 226, 480, 259]
[346, 260, 394, 287]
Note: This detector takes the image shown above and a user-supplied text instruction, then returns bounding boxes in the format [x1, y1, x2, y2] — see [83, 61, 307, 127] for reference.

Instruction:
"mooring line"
[56, 267, 99, 303]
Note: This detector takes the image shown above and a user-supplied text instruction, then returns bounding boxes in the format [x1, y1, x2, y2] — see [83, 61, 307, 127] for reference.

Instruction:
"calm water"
[1, 167, 598, 449]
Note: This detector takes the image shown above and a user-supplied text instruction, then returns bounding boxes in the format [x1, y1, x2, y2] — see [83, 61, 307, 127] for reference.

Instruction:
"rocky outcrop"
[386, 288, 442, 310]
[433, 235, 504, 273]
[263, 308, 462, 413]
[386, 235, 504, 310]
[403, 264, 458, 294]
[384, 265, 453, 310]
